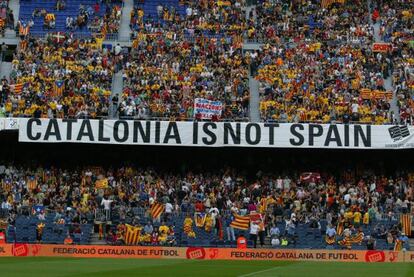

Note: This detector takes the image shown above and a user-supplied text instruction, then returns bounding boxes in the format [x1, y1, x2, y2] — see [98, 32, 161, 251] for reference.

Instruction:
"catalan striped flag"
[321, 0, 345, 8]
[54, 80, 65, 96]
[258, 197, 268, 214]
[325, 235, 336, 245]
[350, 231, 364, 244]
[13, 83, 24, 94]
[95, 178, 109, 189]
[336, 220, 344, 236]
[124, 224, 142, 245]
[1, 179, 12, 192]
[401, 214, 412, 237]
[338, 235, 352, 249]
[230, 214, 250, 230]
[18, 21, 30, 36]
[394, 239, 403, 251]
[194, 212, 207, 227]
[27, 177, 38, 191]
[150, 202, 164, 219]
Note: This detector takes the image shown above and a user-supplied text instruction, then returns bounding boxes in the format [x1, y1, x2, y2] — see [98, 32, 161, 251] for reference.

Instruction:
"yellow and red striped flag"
[27, 177, 38, 191]
[194, 212, 207, 227]
[1, 179, 12, 192]
[54, 80, 65, 96]
[124, 224, 142, 245]
[95, 178, 108, 189]
[13, 83, 23, 93]
[401, 214, 412, 237]
[150, 202, 164, 219]
[230, 214, 250, 230]
[394, 239, 403, 251]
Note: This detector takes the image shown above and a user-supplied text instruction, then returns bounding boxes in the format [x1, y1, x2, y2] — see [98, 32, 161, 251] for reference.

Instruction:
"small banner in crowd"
[372, 43, 392, 52]
[95, 178, 108, 189]
[300, 172, 321, 183]
[400, 214, 412, 237]
[230, 214, 250, 230]
[194, 98, 223, 119]
[195, 212, 207, 227]
[125, 224, 142, 245]
[150, 202, 164, 219]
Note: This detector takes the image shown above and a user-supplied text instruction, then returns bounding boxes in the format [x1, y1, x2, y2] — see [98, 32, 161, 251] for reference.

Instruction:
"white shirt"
[250, 223, 259, 235]
[101, 199, 113, 210]
[165, 203, 173, 213]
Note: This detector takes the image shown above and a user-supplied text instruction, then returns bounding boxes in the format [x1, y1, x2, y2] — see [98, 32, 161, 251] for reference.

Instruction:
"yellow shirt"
[353, 212, 362, 223]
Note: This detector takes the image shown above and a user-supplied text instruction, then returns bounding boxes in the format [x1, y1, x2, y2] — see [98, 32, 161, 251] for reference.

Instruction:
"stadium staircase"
[6, 0, 19, 37]
[249, 75, 260, 122]
[119, 0, 133, 41]
[368, 0, 399, 123]
[110, 71, 124, 119]
[0, 61, 12, 80]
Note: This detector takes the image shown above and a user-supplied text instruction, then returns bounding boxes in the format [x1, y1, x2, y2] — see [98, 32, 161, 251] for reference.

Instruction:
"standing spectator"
[249, 221, 259, 248]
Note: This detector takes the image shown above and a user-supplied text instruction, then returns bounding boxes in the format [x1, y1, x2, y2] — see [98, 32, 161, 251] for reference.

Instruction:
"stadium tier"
[0, 0, 413, 264]
[0, 0, 408, 123]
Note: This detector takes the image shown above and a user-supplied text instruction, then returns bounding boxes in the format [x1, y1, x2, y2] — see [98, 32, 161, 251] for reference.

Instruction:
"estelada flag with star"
[53, 80, 65, 96]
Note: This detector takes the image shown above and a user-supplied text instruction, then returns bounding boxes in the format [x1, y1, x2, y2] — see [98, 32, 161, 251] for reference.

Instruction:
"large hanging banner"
[0, 244, 414, 262]
[16, 118, 414, 149]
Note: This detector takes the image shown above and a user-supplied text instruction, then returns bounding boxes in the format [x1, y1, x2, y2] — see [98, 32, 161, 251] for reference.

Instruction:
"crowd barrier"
[1, 244, 414, 263]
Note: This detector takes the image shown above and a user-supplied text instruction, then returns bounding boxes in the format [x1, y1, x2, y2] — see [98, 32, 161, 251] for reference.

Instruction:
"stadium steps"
[90, 232, 107, 245]
[119, 0, 133, 41]
[110, 70, 124, 119]
[248, 74, 260, 122]
[367, 0, 398, 123]
[0, 62, 12, 80]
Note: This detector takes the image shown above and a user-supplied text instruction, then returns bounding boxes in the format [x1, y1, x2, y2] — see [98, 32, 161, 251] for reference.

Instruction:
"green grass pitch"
[0, 257, 413, 277]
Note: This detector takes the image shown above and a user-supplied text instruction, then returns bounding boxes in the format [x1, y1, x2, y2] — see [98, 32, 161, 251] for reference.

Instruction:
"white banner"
[15, 118, 414, 149]
[194, 98, 223, 119]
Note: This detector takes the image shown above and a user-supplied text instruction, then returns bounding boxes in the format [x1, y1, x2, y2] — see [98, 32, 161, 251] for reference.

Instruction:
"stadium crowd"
[252, 0, 397, 124]
[121, 0, 249, 120]
[0, 164, 412, 249]
[374, 0, 414, 124]
[0, 36, 118, 118]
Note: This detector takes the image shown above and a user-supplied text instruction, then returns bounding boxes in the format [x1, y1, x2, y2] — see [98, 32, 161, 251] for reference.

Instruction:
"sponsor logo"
[365, 251, 385, 262]
[12, 244, 29, 257]
[388, 126, 410, 142]
[186, 247, 206, 259]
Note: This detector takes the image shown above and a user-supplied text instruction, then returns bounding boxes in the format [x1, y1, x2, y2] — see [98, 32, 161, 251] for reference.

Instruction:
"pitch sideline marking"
[238, 266, 279, 277]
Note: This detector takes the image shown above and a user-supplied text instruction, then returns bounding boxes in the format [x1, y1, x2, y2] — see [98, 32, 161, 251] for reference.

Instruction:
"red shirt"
[195, 202, 204, 212]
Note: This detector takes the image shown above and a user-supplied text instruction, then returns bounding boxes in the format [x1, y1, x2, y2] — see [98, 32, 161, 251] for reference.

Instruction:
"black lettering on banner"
[113, 120, 129, 142]
[62, 119, 77, 140]
[344, 124, 349, 146]
[192, 122, 198, 144]
[163, 122, 181, 144]
[354, 125, 371, 147]
[264, 123, 279, 145]
[76, 120, 94, 141]
[309, 124, 323, 146]
[133, 121, 151, 143]
[44, 119, 62, 141]
[202, 123, 217, 145]
[155, 121, 161, 143]
[224, 123, 241, 144]
[27, 118, 41, 140]
[98, 120, 110, 142]
[246, 123, 261, 145]
[290, 124, 304, 146]
[324, 125, 342, 146]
